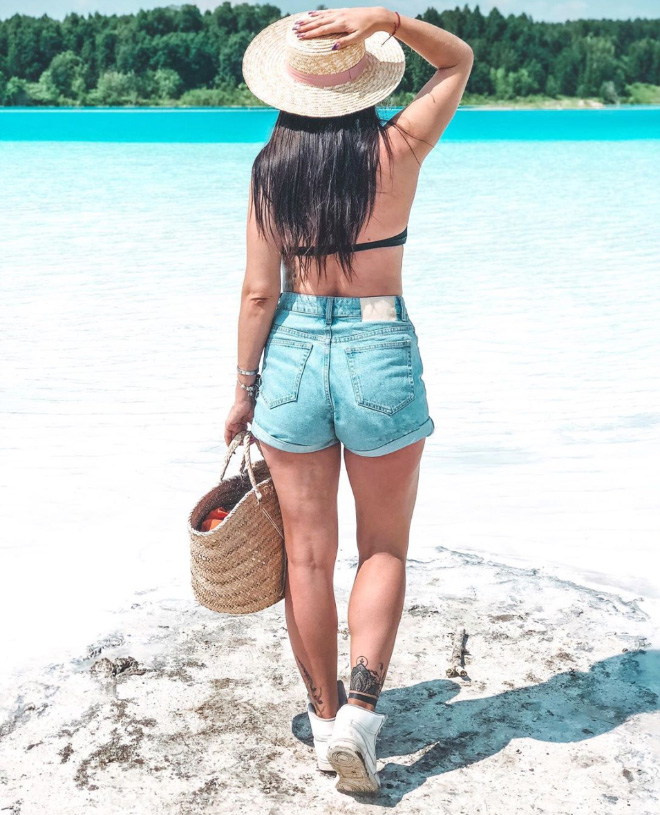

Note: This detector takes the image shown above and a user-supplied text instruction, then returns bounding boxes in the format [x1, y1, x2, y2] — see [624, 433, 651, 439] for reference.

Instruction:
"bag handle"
[241, 433, 286, 547]
[218, 430, 247, 483]
[219, 429, 261, 487]
[219, 429, 287, 581]
[241, 430, 262, 500]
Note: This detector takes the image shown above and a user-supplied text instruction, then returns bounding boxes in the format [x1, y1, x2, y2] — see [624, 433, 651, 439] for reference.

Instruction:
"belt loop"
[325, 296, 333, 325]
[399, 296, 409, 322]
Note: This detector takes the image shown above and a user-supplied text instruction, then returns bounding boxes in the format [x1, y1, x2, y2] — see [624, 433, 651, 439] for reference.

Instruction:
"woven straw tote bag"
[188, 429, 286, 614]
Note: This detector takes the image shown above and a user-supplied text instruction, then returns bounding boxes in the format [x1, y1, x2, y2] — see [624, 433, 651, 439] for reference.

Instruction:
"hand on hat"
[292, 6, 392, 50]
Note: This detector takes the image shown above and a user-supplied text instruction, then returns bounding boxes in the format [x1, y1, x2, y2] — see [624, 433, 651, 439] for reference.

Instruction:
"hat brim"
[242, 11, 405, 118]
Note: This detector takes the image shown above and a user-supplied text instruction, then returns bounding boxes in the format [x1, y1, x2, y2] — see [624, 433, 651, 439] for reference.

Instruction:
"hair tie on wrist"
[383, 11, 401, 44]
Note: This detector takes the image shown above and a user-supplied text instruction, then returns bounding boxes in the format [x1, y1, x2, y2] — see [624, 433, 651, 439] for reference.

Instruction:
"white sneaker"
[306, 680, 348, 771]
[326, 702, 387, 793]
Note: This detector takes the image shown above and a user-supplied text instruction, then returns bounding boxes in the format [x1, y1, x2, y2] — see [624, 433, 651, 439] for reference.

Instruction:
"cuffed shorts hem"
[250, 420, 339, 454]
[343, 416, 435, 457]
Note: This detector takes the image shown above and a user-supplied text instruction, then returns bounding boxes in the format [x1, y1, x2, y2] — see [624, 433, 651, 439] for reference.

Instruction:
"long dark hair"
[250, 105, 423, 283]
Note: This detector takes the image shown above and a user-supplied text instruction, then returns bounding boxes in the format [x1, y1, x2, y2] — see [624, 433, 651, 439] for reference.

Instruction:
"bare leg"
[342, 438, 425, 711]
[257, 439, 342, 719]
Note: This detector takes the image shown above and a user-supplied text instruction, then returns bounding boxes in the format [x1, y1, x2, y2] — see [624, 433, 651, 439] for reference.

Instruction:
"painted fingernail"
[332, 42, 339, 50]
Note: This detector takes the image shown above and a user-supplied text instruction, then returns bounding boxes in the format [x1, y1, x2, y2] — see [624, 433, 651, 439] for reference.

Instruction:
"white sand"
[1, 547, 658, 813]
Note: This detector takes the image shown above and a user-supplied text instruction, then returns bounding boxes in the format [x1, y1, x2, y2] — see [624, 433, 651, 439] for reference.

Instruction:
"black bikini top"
[293, 225, 408, 256]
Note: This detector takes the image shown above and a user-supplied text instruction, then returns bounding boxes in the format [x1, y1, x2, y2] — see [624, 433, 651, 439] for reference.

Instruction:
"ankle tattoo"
[295, 654, 323, 713]
[348, 656, 385, 707]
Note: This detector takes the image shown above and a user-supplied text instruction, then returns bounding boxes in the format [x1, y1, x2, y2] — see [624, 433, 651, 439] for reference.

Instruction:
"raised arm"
[293, 7, 473, 163]
[381, 8, 474, 162]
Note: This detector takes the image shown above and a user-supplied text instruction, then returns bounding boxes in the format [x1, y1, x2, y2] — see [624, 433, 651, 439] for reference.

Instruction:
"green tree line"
[0, 3, 659, 107]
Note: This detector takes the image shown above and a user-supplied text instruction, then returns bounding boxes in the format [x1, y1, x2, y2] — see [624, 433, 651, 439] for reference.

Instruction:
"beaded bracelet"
[237, 373, 261, 398]
[383, 10, 400, 44]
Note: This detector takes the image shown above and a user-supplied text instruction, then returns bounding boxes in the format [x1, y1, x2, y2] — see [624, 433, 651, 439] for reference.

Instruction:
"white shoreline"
[1, 548, 658, 812]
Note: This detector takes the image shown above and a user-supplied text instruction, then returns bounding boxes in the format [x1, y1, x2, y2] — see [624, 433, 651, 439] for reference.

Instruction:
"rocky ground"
[1, 546, 658, 815]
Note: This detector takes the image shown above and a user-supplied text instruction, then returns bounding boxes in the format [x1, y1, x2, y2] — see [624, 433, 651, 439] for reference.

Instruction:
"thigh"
[257, 438, 342, 568]
[343, 438, 426, 561]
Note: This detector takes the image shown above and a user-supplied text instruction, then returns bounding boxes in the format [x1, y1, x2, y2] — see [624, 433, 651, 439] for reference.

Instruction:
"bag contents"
[200, 506, 229, 532]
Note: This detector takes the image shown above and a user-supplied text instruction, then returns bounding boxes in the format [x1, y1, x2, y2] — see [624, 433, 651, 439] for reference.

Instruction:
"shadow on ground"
[292, 649, 659, 805]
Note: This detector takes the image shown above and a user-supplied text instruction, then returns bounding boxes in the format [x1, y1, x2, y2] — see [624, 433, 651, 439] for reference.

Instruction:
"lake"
[1, 108, 659, 681]
[1, 106, 660, 142]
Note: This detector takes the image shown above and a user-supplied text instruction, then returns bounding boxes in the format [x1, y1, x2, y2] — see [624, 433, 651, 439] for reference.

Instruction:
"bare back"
[282, 128, 422, 298]
[273, 18, 474, 299]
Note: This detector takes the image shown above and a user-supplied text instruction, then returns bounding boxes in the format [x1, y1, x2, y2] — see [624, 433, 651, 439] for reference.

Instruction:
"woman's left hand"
[224, 397, 257, 446]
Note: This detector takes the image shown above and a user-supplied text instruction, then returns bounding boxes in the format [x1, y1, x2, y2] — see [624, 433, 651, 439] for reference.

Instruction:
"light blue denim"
[250, 292, 435, 456]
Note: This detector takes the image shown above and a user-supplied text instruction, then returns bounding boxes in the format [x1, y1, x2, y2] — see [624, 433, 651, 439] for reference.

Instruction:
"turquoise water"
[0, 106, 659, 142]
[1, 112, 659, 678]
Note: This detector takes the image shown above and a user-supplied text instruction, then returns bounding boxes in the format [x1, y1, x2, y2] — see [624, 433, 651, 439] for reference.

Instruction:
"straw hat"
[242, 10, 406, 118]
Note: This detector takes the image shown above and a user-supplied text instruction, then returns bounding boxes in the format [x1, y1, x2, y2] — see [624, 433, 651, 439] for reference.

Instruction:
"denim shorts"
[250, 292, 435, 457]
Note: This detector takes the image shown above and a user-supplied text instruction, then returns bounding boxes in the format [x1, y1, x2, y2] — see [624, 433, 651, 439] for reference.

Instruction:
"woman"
[225, 6, 473, 794]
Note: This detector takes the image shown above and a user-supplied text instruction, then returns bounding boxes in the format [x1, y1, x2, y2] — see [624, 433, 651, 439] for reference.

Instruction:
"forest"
[1, 3, 659, 107]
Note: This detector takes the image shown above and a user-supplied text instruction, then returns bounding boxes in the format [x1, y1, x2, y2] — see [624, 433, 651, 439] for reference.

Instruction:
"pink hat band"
[285, 52, 369, 88]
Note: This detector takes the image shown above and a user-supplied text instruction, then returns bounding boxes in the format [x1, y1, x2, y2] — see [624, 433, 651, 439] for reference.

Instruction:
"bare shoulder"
[385, 50, 474, 165]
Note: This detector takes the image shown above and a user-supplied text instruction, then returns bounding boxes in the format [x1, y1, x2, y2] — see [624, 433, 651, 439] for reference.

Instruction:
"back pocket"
[260, 336, 313, 408]
[344, 337, 415, 415]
